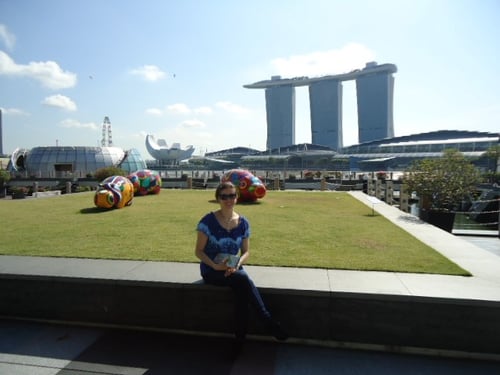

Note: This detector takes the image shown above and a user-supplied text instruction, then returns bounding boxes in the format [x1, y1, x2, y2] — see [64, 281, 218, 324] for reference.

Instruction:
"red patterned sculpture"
[221, 169, 266, 202]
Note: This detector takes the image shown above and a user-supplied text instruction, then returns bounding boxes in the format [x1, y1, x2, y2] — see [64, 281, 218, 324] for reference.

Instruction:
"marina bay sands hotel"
[244, 62, 397, 151]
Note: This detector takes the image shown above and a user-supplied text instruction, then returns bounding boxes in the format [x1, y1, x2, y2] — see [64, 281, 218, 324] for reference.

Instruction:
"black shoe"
[269, 321, 289, 341]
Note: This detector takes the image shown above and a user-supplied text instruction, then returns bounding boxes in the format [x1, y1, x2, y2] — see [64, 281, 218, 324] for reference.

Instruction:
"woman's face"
[218, 187, 237, 208]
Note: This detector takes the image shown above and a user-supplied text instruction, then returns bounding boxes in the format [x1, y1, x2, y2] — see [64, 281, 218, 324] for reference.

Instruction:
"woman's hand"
[224, 266, 237, 277]
[212, 260, 229, 272]
[211, 259, 237, 277]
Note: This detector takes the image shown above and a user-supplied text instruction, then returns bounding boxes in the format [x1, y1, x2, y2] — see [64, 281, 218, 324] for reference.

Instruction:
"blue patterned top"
[196, 212, 250, 276]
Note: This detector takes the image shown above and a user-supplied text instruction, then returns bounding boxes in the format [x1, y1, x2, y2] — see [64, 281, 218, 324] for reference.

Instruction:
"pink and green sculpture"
[127, 169, 161, 196]
[222, 169, 266, 202]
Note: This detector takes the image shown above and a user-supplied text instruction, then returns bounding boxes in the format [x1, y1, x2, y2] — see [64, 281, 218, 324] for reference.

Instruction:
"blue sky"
[0, 0, 499, 159]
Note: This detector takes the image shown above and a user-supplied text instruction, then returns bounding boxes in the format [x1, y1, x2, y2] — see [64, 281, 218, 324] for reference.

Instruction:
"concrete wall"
[1, 275, 499, 356]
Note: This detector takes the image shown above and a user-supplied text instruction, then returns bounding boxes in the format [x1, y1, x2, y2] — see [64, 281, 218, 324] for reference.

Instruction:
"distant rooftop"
[345, 130, 499, 149]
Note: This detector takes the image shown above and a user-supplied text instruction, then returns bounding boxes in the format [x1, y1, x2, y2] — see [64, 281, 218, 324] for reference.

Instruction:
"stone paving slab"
[246, 266, 331, 292]
[328, 270, 411, 295]
[395, 273, 500, 301]
[117, 261, 202, 284]
[0, 256, 144, 281]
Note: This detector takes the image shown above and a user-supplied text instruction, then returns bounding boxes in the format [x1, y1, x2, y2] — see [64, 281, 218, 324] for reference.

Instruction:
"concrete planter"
[420, 209, 455, 232]
[12, 192, 26, 199]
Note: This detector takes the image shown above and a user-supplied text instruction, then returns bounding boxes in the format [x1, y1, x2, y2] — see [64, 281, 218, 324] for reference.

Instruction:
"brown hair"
[215, 181, 236, 200]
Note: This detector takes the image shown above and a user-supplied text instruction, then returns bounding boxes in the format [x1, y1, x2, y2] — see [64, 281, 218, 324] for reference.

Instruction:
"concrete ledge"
[33, 190, 61, 198]
[284, 181, 339, 190]
[162, 181, 188, 189]
[1, 268, 499, 356]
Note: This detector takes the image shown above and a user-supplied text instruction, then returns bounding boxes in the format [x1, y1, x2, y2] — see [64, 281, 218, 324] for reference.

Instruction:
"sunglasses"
[219, 193, 237, 200]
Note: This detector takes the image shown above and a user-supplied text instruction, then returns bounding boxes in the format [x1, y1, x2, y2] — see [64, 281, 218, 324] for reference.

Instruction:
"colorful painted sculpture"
[222, 169, 266, 202]
[127, 169, 162, 196]
[94, 175, 134, 209]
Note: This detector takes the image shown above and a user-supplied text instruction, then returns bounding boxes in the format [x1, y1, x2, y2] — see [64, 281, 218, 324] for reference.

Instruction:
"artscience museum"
[145, 135, 195, 164]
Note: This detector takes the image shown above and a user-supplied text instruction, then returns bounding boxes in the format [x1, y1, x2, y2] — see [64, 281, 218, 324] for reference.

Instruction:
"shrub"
[11, 186, 29, 196]
[94, 166, 127, 181]
[0, 169, 11, 183]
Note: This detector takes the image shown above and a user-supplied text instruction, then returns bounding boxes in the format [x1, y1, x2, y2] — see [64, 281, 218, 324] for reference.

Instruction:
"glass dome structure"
[9, 146, 147, 178]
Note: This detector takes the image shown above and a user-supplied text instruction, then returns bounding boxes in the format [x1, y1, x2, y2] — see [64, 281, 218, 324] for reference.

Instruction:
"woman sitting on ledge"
[194, 181, 288, 345]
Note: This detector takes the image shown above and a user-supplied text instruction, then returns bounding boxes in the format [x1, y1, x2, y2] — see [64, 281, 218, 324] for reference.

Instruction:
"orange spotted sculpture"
[94, 175, 134, 209]
[222, 169, 266, 202]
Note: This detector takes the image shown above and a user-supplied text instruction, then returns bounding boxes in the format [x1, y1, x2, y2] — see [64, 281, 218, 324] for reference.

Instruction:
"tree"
[403, 149, 481, 212]
[481, 145, 500, 184]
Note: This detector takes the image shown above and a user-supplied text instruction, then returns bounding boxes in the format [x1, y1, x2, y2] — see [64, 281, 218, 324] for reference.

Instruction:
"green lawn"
[0, 190, 469, 275]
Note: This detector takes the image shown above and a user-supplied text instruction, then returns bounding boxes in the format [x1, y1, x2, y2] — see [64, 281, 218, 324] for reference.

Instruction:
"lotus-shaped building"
[145, 135, 195, 164]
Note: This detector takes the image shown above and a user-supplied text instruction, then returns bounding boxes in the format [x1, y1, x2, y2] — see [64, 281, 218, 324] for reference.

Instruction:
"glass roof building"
[235, 130, 498, 172]
[339, 130, 499, 171]
[8, 146, 146, 178]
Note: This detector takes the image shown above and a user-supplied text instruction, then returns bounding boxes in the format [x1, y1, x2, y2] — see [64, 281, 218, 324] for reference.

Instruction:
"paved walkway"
[2, 319, 500, 375]
[0, 191, 499, 374]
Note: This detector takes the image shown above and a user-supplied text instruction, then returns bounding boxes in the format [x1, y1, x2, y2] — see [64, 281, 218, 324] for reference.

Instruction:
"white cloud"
[130, 65, 166, 82]
[145, 108, 164, 116]
[271, 43, 376, 77]
[0, 24, 16, 50]
[166, 103, 191, 114]
[194, 106, 213, 115]
[42, 94, 77, 111]
[59, 118, 98, 130]
[179, 120, 205, 129]
[147, 104, 213, 116]
[0, 107, 28, 116]
[0, 51, 77, 89]
[216, 101, 250, 114]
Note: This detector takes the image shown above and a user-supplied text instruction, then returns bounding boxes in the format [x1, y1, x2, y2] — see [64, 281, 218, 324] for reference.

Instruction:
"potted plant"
[403, 149, 481, 232]
[11, 186, 29, 199]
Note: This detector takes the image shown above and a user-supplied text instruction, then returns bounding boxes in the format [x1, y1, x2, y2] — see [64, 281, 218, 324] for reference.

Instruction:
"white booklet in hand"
[214, 253, 240, 268]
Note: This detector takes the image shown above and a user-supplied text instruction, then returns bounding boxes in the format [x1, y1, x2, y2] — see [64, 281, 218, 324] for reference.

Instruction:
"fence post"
[274, 177, 280, 191]
[367, 179, 375, 197]
[385, 180, 393, 205]
[375, 179, 382, 200]
[400, 184, 409, 213]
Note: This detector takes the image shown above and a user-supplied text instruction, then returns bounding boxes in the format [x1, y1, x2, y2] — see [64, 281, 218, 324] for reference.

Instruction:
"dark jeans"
[202, 268, 271, 339]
